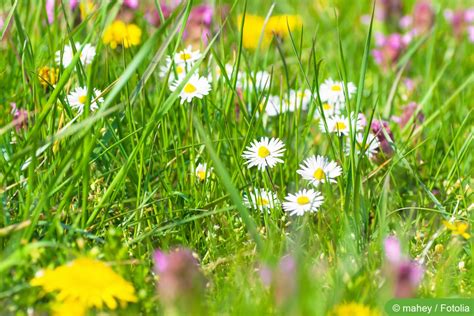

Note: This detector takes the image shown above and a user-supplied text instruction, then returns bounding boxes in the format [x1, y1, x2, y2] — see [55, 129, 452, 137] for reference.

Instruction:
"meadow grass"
[0, 0, 472, 315]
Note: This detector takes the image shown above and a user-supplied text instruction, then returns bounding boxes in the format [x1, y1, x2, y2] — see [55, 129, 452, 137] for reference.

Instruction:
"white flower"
[208, 63, 234, 82]
[319, 78, 356, 105]
[286, 89, 312, 112]
[159, 56, 189, 81]
[345, 133, 380, 158]
[170, 74, 211, 104]
[55, 42, 96, 67]
[195, 163, 212, 182]
[239, 71, 271, 91]
[242, 137, 285, 171]
[314, 101, 342, 118]
[258, 95, 287, 117]
[297, 155, 342, 186]
[320, 114, 363, 136]
[67, 87, 103, 114]
[243, 188, 279, 212]
[282, 189, 324, 216]
[174, 46, 201, 64]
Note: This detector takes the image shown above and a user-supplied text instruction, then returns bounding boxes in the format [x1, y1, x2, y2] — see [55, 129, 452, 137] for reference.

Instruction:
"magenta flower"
[184, 5, 214, 46]
[124, 0, 139, 10]
[392, 102, 424, 128]
[153, 248, 205, 306]
[444, 8, 474, 42]
[412, 1, 435, 35]
[376, 0, 403, 27]
[384, 236, 424, 298]
[10, 103, 29, 131]
[259, 255, 297, 306]
[372, 33, 409, 71]
[371, 120, 394, 156]
[46, 0, 55, 24]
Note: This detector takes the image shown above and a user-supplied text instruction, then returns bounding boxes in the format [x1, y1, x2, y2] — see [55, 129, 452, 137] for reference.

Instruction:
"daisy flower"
[315, 101, 341, 118]
[297, 155, 342, 186]
[159, 56, 188, 81]
[320, 114, 363, 136]
[55, 42, 96, 67]
[242, 137, 285, 171]
[31, 257, 137, 313]
[286, 89, 312, 112]
[170, 74, 211, 104]
[258, 95, 287, 117]
[346, 133, 380, 158]
[67, 87, 104, 114]
[239, 71, 271, 91]
[174, 46, 201, 64]
[243, 188, 279, 212]
[319, 78, 356, 105]
[195, 163, 212, 182]
[282, 188, 324, 216]
[320, 114, 350, 136]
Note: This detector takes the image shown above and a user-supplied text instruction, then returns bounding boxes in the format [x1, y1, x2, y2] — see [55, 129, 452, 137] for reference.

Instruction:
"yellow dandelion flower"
[31, 257, 137, 313]
[103, 20, 142, 49]
[79, 0, 95, 21]
[330, 302, 380, 316]
[443, 220, 471, 239]
[52, 300, 87, 316]
[238, 14, 302, 50]
[38, 66, 59, 88]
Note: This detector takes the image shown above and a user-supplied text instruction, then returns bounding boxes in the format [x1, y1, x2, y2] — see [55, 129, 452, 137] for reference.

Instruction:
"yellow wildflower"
[238, 14, 302, 49]
[79, 0, 95, 21]
[443, 220, 471, 239]
[330, 302, 380, 316]
[103, 20, 142, 49]
[38, 66, 59, 88]
[31, 257, 137, 313]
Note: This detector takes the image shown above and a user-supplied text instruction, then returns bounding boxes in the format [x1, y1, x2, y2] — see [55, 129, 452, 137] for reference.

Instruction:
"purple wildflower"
[259, 255, 297, 306]
[46, 0, 55, 24]
[444, 8, 474, 42]
[384, 236, 424, 298]
[392, 102, 424, 128]
[376, 0, 403, 28]
[412, 1, 435, 35]
[10, 103, 29, 131]
[153, 248, 206, 306]
[372, 33, 409, 71]
[371, 120, 394, 156]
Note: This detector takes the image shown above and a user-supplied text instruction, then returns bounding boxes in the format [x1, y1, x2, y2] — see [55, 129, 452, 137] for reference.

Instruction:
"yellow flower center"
[197, 170, 206, 181]
[296, 196, 310, 205]
[335, 121, 346, 131]
[313, 168, 325, 180]
[176, 66, 184, 74]
[78, 95, 87, 104]
[256, 197, 269, 206]
[257, 146, 270, 158]
[180, 53, 192, 61]
[184, 83, 197, 93]
[331, 85, 342, 92]
[323, 103, 332, 111]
